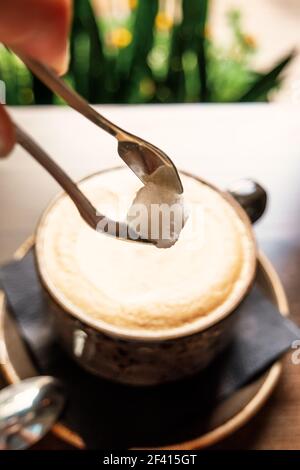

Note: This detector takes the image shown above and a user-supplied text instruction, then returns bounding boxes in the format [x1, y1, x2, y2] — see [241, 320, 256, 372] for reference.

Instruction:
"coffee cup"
[35, 168, 266, 386]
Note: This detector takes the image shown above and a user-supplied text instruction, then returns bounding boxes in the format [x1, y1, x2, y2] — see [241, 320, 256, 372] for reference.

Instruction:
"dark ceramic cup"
[35, 169, 267, 386]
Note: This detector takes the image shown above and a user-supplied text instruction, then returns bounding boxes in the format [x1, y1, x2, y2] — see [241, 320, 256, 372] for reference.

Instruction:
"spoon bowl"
[0, 376, 65, 450]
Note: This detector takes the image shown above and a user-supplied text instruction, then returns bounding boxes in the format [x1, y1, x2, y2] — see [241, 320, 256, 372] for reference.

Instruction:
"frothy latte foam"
[36, 168, 256, 335]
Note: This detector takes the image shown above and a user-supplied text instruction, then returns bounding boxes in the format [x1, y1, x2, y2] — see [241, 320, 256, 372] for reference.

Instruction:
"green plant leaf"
[122, 0, 158, 74]
[181, 0, 209, 101]
[165, 25, 185, 102]
[69, 1, 90, 98]
[196, 0, 209, 101]
[70, 0, 108, 102]
[116, 0, 158, 102]
[238, 51, 295, 102]
[85, 2, 106, 102]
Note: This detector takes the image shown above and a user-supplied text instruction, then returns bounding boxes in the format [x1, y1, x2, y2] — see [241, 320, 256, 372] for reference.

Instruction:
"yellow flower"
[155, 12, 173, 32]
[243, 34, 256, 49]
[128, 0, 137, 9]
[139, 77, 155, 97]
[204, 25, 211, 39]
[109, 28, 132, 48]
[19, 88, 34, 105]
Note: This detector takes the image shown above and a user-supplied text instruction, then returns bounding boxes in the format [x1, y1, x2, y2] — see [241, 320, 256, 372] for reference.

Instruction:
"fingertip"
[0, 105, 15, 157]
[44, 0, 72, 75]
[1, 0, 72, 75]
[55, 42, 70, 76]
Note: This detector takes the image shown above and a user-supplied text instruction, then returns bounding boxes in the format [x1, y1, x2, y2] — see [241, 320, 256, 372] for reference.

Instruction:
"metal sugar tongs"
[14, 54, 183, 243]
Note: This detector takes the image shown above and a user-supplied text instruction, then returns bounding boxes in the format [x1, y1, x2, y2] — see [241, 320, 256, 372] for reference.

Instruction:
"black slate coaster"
[0, 250, 299, 448]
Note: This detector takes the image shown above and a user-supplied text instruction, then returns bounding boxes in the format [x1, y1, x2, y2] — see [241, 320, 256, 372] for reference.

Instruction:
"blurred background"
[0, 0, 299, 106]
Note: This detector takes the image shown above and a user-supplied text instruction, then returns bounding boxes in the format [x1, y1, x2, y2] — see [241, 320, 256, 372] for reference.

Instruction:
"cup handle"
[227, 179, 267, 224]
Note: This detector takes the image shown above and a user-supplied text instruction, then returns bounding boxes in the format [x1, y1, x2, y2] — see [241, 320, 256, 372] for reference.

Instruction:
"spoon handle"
[15, 124, 99, 229]
[19, 55, 125, 140]
[15, 125, 148, 244]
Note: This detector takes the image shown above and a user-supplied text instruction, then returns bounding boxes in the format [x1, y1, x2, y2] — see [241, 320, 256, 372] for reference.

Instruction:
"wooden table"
[1, 104, 300, 449]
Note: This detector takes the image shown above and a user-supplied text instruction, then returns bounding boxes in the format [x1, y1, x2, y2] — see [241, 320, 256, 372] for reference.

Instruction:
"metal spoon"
[0, 376, 65, 450]
[18, 54, 183, 195]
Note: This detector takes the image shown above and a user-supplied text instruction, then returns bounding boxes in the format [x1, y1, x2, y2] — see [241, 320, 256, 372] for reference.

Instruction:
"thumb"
[0, 105, 15, 157]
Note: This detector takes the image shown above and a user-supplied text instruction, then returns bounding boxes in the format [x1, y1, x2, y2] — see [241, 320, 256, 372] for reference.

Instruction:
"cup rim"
[35, 167, 257, 342]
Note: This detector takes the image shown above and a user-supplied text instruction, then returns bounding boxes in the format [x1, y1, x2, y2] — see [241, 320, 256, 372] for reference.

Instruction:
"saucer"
[0, 238, 289, 449]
